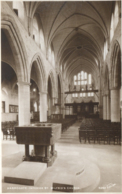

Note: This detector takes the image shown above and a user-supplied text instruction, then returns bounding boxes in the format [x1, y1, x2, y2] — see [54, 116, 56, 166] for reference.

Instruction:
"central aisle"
[58, 121, 80, 144]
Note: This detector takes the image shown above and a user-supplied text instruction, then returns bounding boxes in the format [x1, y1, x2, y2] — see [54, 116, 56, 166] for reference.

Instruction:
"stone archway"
[1, 15, 30, 125]
[1, 15, 28, 82]
[30, 54, 47, 122]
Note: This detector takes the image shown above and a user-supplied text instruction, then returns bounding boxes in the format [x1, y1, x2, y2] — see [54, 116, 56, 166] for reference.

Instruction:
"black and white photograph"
[1, 0, 121, 193]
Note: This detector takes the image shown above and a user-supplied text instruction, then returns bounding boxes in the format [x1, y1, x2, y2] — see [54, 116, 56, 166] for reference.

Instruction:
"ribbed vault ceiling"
[24, 1, 114, 85]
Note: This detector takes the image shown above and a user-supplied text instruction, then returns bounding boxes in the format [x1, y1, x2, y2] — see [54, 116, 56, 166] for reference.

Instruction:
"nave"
[1, 1, 121, 193]
[2, 121, 121, 193]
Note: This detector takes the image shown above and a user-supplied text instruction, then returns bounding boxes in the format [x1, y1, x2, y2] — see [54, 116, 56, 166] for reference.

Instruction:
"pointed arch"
[1, 14, 29, 82]
[30, 53, 46, 92]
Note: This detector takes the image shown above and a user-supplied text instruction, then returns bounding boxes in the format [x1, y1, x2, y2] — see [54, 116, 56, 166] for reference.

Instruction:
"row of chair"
[79, 118, 121, 145]
[1, 121, 18, 140]
[79, 129, 121, 144]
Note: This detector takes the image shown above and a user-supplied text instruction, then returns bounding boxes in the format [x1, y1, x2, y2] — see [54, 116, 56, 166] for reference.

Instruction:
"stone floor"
[2, 121, 122, 193]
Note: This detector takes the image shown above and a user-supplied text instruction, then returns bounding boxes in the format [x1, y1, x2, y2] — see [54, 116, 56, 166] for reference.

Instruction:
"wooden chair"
[87, 130, 96, 144]
[109, 130, 116, 145]
[79, 129, 87, 143]
[96, 130, 105, 144]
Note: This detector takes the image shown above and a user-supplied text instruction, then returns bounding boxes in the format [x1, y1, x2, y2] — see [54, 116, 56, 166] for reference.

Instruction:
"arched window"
[74, 71, 92, 86]
[73, 71, 93, 98]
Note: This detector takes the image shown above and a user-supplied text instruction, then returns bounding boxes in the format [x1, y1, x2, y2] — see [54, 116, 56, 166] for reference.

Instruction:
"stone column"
[103, 95, 107, 120]
[99, 90, 103, 119]
[111, 88, 120, 122]
[39, 92, 47, 122]
[18, 81, 30, 126]
[61, 106, 65, 119]
[106, 93, 110, 120]
[61, 92, 65, 119]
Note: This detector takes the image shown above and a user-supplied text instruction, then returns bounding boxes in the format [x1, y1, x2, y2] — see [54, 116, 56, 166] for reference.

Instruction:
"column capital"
[17, 81, 31, 86]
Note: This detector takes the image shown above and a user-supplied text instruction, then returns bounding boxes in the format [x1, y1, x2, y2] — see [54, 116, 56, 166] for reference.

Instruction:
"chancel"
[1, 1, 121, 193]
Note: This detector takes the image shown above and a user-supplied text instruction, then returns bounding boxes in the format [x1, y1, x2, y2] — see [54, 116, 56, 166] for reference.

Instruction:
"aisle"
[57, 121, 80, 144]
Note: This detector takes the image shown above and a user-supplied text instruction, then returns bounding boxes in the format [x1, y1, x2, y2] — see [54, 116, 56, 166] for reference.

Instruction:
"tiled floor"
[2, 121, 122, 193]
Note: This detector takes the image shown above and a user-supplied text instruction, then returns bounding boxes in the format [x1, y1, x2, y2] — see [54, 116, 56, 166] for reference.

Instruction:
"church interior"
[1, 1, 121, 193]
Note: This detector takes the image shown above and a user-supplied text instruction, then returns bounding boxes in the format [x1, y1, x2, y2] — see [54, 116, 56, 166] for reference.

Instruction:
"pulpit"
[15, 123, 61, 166]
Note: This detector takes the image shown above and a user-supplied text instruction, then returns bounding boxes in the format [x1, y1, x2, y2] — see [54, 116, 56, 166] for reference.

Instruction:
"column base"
[22, 151, 57, 167]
